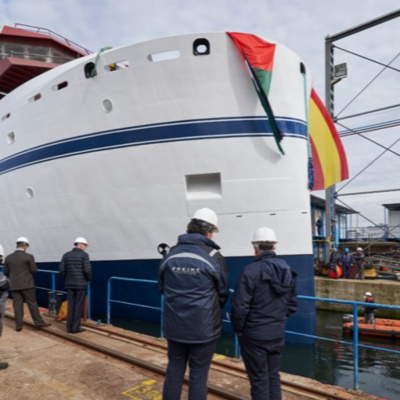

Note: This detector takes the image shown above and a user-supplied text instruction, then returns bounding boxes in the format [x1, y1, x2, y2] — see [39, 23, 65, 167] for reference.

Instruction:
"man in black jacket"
[231, 227, 297, 400]
[59, 237, 91, 334]
[158, 208, 229, 400]
[0, 245, 9, 370]
[5, 237, 51, 331]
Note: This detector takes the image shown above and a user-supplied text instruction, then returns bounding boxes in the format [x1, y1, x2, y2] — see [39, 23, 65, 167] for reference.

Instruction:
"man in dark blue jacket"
[59, 237, 91, 334]
[231, 227, 297, 400]
[158, 208, 229, 400]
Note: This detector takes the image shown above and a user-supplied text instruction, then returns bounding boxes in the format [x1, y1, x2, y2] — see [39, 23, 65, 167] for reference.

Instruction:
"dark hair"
[254, 243, 275, 251]
[187, 219, 215, 236]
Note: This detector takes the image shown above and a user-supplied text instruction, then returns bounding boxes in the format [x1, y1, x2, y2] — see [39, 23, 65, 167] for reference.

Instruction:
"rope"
[90, 46, 113, 77]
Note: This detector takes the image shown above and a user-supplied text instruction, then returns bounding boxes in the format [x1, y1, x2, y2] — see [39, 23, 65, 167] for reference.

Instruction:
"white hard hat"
[364, 292, 372, 297]
[16, 236, 29, 245]
[74, 237, 88, 246]
[192, 208, 219, 232]
[252, 227, 277, 243]
[0, 244, 4, 257]
[357, 247, 363, 252]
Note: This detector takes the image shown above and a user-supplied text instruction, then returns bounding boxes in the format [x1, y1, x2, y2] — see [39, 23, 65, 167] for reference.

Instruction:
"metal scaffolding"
[324, 9, 400, 259]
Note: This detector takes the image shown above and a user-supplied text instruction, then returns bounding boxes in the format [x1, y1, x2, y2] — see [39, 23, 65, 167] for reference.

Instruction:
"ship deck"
[0, 300, 380, 400]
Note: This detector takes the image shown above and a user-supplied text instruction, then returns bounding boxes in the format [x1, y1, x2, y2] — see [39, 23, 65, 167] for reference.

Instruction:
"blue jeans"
[239, 335, 285, 400]
[163, 339, 216, 400]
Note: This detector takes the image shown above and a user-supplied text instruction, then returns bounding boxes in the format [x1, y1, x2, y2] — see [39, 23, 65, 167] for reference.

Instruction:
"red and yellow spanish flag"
[309, 89, 348, 190]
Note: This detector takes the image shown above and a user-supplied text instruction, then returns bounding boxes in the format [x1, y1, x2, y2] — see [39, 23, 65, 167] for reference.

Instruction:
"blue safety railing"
[35, 269, 91, 320]
[105, 277, 400, 392]
[0, 266, 91, 320]
[293, 295, 400, 391]
[106, 277, 163, 337]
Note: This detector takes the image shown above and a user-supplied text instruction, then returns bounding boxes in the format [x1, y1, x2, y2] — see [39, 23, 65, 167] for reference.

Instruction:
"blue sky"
[1, 0, 400, 226]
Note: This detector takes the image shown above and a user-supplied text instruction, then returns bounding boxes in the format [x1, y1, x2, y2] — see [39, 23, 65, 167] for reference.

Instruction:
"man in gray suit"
[4, 237, 51, 331]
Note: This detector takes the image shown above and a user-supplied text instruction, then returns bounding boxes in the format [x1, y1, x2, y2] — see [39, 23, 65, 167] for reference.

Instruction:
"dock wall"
[314, 276, 400, 318]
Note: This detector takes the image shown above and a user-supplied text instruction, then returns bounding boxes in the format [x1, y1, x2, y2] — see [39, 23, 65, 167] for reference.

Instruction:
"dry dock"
[0, 301, 380, 400]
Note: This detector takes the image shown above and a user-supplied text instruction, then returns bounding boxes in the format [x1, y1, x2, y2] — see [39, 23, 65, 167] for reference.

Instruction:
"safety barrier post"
[352, 303, 359, 390]
[107, 277, 113, 324]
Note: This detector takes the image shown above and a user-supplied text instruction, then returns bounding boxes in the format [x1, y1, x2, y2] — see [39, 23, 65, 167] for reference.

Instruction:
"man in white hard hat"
[4, 237, 51, 331]
[363, 292, 376, 324]
[158, 208, 229, 400]
[59, 237, 92, 334]
[231, 227, 297, 400]
[0, 245, 10, 370]
[354, 247, 365, 280]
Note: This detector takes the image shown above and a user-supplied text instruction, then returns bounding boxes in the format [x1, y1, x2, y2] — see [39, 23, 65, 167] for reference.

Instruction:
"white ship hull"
[0, 32, 315, 335]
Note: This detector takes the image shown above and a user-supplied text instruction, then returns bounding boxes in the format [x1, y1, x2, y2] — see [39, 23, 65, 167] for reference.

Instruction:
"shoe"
[35, 322, 51, 329]
[16, 327, 22, 332]
[0, 362, 8, 370]
[71, 328, 86, 334]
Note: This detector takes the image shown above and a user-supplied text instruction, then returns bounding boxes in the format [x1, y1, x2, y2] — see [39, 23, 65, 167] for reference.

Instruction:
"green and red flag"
[227, 32, 284, 155]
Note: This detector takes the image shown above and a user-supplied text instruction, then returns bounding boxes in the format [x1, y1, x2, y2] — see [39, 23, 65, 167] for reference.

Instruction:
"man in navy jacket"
[59, 237, 91, 334]
[231, 227, 297, 400]
[158, 208, 229, 400]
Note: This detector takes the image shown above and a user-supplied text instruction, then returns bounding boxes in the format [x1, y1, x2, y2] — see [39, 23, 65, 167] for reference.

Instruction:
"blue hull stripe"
[0, 116, 306, 175]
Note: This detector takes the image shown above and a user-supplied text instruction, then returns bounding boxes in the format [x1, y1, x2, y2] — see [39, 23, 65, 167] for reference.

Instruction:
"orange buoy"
[330, 265, 342, 278]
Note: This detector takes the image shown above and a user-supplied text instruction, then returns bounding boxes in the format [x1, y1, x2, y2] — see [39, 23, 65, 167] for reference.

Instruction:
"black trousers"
[11, 288, 46, 329]
[163, 339, 216, 400]
[239, 335, 285, 400]
[66, 288, 86, 333]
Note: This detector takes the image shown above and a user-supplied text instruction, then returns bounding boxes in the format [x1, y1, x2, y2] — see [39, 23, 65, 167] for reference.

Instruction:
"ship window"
[105, 60, 130, 71]
[193, 38, 210, 56]
[148, 50, 180, 62]
[28, 93, 41, 103]
[1, 113, 10, 121]
[52, 81, 68, 91]
[7, 132, 15, 144]
[186, 173, 222, 200]
[102, 99, 113, 113]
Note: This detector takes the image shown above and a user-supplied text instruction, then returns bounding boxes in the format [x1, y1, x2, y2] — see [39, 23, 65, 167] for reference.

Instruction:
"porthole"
[26, 187, 34, 199]
[193, 38, 210, 56]
[102, 99, 113, 113]
[7, 132, 15, 144]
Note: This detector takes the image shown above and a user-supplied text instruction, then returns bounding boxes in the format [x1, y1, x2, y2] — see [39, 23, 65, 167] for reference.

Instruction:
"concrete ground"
[0, 301, 382, 400]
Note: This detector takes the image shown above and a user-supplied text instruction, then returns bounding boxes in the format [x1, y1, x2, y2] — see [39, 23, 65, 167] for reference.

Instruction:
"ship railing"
[35, 269, 91, 320]
[107, 277, 163, 337]
[14, 23, 92, 55]
[0, 266, 91, 319]
[0, 50, 79, 64]
[291, 295, 400, 392]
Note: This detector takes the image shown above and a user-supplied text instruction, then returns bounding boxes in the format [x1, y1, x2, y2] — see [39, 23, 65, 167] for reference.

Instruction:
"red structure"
[0, 24, 90, 97]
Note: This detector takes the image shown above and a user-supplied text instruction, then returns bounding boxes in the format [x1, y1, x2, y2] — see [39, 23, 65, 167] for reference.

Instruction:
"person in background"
[4, 237, 51, 331]
[0, 245, 10, 370]
[341, 248, 353, 279]
[328, 247, 341, 279]
[363, 292, 376, 324]
[59, 237, 92, 334]
[158, 208, 229, 400]
[354, 247, 365, 280]
[316, 216, 323, 236]
[231, 227, 297, 400]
